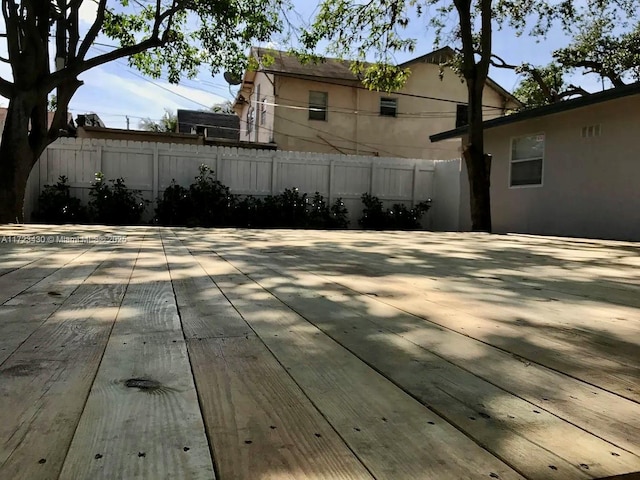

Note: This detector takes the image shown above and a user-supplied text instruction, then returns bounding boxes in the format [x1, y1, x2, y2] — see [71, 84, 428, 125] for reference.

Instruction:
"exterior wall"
[25, 138, 461, 230]
[485, 94, 640, 241]
[237, 72, 276, 144]
[267, 63, 514, 160]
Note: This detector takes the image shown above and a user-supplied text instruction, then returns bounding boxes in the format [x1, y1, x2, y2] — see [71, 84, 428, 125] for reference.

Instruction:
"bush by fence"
[36, 164, 430, 230]
[36, 173, 147, 225]
[155, 165, 350, 229]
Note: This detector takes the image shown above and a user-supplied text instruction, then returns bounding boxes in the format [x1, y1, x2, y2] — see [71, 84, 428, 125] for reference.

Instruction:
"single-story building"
[431, 82, 640, 241]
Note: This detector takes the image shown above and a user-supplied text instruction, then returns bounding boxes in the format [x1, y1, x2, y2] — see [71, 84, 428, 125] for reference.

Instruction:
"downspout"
[267, 73, 277, 144]
[354, 85, 359, 155]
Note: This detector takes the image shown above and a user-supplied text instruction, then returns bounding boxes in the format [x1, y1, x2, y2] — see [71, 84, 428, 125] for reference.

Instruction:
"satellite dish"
[223, 71, 242, 85]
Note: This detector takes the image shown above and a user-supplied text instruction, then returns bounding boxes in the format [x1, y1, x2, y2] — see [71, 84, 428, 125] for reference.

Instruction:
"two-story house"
[233, 47, 521, 159]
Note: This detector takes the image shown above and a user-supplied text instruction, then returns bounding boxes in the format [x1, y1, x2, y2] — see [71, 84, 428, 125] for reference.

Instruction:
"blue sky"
[0, 1, 612, 130]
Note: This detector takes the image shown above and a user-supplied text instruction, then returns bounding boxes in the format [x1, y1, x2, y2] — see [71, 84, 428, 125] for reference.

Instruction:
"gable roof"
[430, 81, 640, 142]
[399, 46, 520, 107]
[249, 47, 520, 106]
[255, 47, 359, 82]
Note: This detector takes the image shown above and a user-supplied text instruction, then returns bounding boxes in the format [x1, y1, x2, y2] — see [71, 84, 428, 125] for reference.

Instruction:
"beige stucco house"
[431, 82, 640, 241]
[233, 47, 521, 159]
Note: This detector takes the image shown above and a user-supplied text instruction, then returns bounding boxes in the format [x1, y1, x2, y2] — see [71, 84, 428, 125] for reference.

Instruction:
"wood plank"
[222, 251, 640, 480]
[165, 237, 253, 340]
[163, 232, 374, 480]
[309, 269, 640, 402]
[0, 244, 92, 303]
[198, 239, 640, 459]
[59, 235, 215, 480]
[0, 233, 144, 480]
[0, 246, 111, 365]
[208, 230, 640, 402]
[177, 233, 525, 480]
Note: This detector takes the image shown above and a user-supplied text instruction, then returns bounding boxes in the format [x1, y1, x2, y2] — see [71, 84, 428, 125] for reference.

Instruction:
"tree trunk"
[0, 96, 47, 223]
[464, 77, 492, 232]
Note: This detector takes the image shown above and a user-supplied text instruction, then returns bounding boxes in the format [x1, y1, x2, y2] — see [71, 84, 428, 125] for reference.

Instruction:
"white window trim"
[309, 91, 328, 121]
[509, 132, 545, 189]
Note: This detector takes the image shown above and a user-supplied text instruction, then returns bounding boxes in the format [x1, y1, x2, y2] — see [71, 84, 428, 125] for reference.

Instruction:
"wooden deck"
[1, 225, 639, 480]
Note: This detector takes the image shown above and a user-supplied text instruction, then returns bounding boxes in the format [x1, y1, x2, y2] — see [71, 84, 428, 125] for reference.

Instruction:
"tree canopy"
[511, 4, 639, 107]
[139, 108, 177, 132]
[0, 0, 288, 221]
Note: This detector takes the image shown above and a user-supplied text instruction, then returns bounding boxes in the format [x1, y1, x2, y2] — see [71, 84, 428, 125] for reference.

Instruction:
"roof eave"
[430, 81, 640, 143]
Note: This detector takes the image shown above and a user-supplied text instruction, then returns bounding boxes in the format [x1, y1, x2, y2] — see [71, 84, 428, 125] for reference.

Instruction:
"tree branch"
[489, 54, 556, 104]
[2, 0, 21, 64]
[557, 84, 591, 99]
[572, 60, 626, 87]
[488, 53, 519, 70]
[454, 0, 475, 81]
[478, 0, 491, 79]
[48, 37, 163, 90]
[77, 0, 107, 60]
[67, 0, 82, 62]
[0, 76, 14, 97]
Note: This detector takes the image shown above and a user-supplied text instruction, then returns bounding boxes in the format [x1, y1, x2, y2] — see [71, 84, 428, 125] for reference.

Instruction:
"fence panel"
[26, 138, 462, 229]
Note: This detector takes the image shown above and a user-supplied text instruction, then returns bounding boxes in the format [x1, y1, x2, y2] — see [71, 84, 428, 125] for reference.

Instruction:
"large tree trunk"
[0, 95, 48, 223]
[464, 77, 492, 232]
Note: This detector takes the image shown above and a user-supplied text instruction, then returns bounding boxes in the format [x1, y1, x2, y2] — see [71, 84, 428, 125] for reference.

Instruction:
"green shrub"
[232, 195, 263, 228]
[89, 172, 148, 225]
[359, 193, 387, 229]
[359, 193, 431, 230]
[154, 165, 351, 229]
[155, 180, 191, 226]
[308, 192, 349, 229]
[187, 165, 238, 227]
[34, 176, 87, 224]
[276, 187, 309, 228]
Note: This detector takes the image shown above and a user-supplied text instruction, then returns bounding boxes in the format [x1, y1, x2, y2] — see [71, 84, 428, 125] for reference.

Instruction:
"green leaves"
[513, 63, 567, 107]
[97, 0, 289, 83]
[552, 16, 640, 86]
[301, 0, 419, 92]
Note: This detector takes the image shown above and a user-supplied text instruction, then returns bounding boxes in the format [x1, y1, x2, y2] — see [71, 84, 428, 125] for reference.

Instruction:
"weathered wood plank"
[198, 237, 640, 460]
[224, 252, 640, 480]
[0, 244, 92, 303]
[178, 236, 524, 480]
[0, 246, 110, 365]
[0, 235, 143, 480]
[60, 236, 215, 479]
[209, 230, 640, 402]
[164, 232, 374, 480]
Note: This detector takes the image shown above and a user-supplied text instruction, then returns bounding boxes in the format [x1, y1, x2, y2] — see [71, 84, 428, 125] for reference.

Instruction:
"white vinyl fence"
[25, 138, 464, 229]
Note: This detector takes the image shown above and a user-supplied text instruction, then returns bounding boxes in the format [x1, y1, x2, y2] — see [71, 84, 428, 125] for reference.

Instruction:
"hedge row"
[35, 164, 431, 229]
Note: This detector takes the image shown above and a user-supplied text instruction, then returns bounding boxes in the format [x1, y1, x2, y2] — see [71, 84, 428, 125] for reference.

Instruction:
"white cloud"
[79, 0, 99, 25]
[72, 67, 229, 128]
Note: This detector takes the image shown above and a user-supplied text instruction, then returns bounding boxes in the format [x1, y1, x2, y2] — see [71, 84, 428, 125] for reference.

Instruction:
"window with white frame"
[510, 134, 544, 187]
[380, 97, 397, 117]
[309, 91, 328, 121]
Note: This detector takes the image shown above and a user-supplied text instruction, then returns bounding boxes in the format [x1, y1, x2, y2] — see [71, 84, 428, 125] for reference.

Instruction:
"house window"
[456, 104, 469, 128]
[380, 97, 397, 117]
[309, 91, 328, 121]
[510, 134, 544, 187]
[260, 97, 267, 125]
